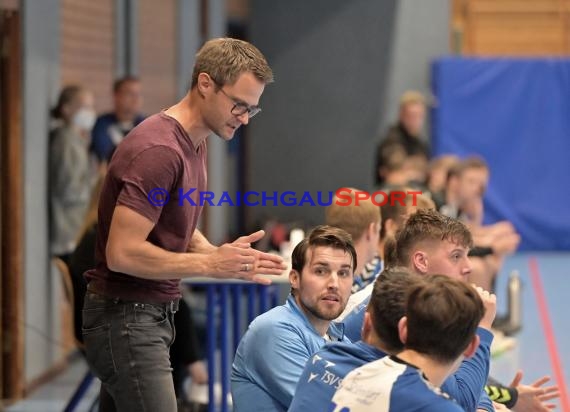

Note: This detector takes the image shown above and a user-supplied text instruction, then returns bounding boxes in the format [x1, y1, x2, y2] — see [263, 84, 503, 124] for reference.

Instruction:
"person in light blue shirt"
[231, 225, 357, 412]
[330, 274, 485, 412]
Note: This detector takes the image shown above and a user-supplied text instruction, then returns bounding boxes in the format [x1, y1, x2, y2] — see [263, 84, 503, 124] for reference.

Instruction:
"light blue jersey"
[231, 295, 349, 412]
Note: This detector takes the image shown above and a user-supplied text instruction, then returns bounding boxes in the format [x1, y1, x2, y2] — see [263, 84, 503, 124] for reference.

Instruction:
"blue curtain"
[431, 57, 570, 251]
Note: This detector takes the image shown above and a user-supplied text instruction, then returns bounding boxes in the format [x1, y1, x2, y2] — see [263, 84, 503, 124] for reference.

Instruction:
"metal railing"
[185, 280, 283, 412]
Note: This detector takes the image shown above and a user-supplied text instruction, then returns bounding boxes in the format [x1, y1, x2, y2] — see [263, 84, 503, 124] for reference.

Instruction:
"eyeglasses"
[217, 87, 262, 119]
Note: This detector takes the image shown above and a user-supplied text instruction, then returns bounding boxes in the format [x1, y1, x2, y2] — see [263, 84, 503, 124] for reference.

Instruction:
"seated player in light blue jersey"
[330, 274, 485, 412]
[231, 226, 356, 412]
[289, 268, 421, 411]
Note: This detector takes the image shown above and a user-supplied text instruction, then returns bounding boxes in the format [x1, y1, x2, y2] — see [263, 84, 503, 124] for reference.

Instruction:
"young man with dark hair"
[330, 275, 485, 412]
[232, 225, 356, 412]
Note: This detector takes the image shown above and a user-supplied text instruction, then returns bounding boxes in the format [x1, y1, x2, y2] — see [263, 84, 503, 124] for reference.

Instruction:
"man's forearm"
[188, 229, 217, 254]
[107, 239, 213, 279]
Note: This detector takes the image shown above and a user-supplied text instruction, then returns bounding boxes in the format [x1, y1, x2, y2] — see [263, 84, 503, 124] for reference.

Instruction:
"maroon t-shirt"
[85, 112, 207, 302]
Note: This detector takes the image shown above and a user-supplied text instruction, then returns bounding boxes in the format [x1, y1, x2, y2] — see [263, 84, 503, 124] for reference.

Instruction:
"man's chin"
[317, 305, 345, 321]
[216, 128, 237, 141]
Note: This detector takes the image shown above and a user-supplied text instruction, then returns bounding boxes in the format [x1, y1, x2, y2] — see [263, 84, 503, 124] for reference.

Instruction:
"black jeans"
[82, 292, 178, 412]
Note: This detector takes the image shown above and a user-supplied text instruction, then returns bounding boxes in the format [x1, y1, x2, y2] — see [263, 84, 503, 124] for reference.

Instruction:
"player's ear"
[197, 72, 214, 96]
[362, 311, 373, 341]
[463, 335, 480, 359]
[412, 251, 428, 274]
[397, 316, 408, 344]
[289, 269, 300, 294]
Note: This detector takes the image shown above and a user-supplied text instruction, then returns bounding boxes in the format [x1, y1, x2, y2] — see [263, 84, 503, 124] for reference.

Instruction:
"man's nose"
[463, 257, 473, 276]
[237, 111, 249, 125]
[328, 273, 340, 289]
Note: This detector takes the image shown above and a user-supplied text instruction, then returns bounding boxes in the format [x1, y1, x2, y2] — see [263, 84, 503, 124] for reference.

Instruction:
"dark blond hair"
[326, 188, 381, 242]
[447, 156, 488, 182]
[191, 38, 273, 88]
[394, 209, 472, 267]
[399, 90, 427, 109]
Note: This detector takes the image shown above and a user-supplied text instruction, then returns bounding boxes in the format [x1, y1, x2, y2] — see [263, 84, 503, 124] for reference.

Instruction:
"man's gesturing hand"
[209, 230, 287, 285]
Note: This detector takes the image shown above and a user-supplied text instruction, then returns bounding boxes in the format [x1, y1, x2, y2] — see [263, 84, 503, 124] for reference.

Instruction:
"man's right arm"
[106, 205, 285, 283]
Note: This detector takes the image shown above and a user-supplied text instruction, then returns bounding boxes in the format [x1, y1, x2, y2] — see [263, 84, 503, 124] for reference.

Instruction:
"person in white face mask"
[49, 84, 97, 263]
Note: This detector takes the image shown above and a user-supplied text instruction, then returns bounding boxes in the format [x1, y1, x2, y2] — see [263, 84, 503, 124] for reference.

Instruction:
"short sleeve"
[116, 145, 183, 224]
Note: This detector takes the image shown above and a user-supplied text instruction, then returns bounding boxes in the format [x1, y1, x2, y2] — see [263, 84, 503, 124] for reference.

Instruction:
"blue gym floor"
[491, 252, 570, 411]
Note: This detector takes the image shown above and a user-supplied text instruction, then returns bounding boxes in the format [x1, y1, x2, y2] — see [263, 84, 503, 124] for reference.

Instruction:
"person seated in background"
[91, 75, 145, 163]
[438, 156, 520, 292]
[325, 188, 381, 293]
[231, 226, 356, 412]
[341, 209, 496, 412]
[375, 145, 427, 191]
[330, 275, 485, 412]
[426, 154, 460, 207]
[374, 90, 430, 188]
[49, 84, 97, 264]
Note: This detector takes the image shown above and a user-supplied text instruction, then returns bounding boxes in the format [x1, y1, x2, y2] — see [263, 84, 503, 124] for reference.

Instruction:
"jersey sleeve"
[245, 320, 314, 409]
[289, 349, 336, 412]
[441, 327, 494, 411]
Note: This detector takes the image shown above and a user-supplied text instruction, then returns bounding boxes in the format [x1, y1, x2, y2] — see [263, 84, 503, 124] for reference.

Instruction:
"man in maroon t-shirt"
[82, 38, 285, 412]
